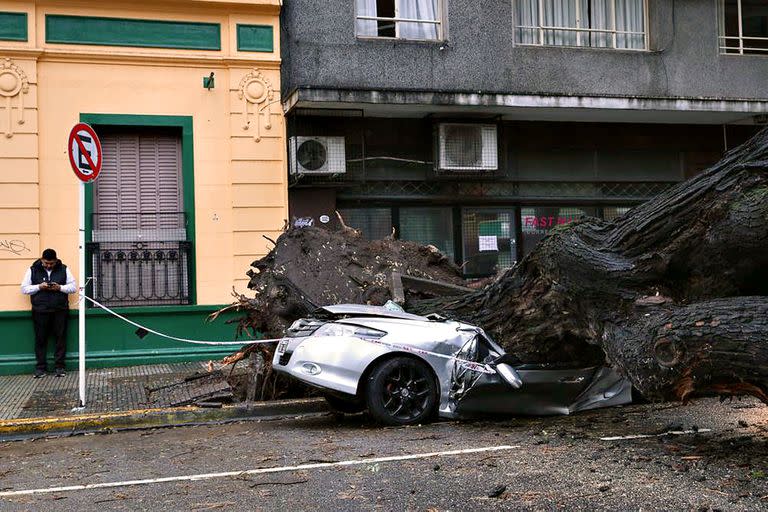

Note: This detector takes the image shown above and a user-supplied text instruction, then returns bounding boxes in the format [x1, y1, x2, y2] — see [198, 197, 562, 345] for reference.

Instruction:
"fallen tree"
[222, 128, 768, 405]
[409, 128, 768, 404]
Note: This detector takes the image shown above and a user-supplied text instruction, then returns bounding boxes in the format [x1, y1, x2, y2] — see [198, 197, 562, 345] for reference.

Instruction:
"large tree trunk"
[409, 128, 768, 403]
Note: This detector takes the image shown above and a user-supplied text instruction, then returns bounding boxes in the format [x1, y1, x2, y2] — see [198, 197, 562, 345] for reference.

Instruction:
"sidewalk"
[0, 362, 210, 420]
[0, 363, 328, 439]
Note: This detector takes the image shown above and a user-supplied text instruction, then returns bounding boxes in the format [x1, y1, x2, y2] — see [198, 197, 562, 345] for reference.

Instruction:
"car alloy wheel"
[365, 356, 437, 425]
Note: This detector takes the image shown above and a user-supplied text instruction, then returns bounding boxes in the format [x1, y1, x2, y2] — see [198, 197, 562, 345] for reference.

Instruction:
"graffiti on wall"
[0, 239, 31, 256]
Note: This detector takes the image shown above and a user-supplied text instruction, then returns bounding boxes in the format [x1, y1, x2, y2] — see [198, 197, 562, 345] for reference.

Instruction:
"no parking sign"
[68, 121, 103, 409]
[68, 123, 102, 183]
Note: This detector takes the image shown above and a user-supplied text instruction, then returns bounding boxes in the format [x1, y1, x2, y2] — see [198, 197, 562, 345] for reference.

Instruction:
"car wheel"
[365, 357, 438, 426]
[323, 393, 366, 414]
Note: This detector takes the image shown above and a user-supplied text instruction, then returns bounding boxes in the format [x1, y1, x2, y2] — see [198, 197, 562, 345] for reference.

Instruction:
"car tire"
[323, 393, 366, 414]
[365, 356, 438, 426]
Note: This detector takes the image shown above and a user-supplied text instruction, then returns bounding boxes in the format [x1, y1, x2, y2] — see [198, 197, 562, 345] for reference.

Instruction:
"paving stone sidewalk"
[0, 362, 212, 420]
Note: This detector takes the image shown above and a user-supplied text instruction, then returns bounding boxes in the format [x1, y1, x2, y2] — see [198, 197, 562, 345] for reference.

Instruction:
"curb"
[0, 398, 330, 441]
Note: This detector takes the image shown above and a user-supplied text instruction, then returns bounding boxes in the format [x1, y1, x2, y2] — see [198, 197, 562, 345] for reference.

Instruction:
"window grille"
[337, 208, 393, 240]
[356, 0, 443, 40]
[400, 207, 455, 260]
[514, 0, 647, 50]
[461, 208, 518, 277]
[520, 206, 597, 256]
[88, 213, 190, 307]
[719, 0, 768, 55]
[87, 234, 191, 308]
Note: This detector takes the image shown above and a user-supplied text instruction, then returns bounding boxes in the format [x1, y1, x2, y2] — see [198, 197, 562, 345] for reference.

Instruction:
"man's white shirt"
[21, 268, 77, 295]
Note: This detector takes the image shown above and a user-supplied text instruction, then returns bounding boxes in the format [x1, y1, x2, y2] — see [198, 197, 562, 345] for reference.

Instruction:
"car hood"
[314, 304, 429, 322]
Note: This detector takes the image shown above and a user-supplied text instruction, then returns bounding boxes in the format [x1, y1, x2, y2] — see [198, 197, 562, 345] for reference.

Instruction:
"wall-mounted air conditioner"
[437, 123, 498, 171]
[289, 136, 346, 175]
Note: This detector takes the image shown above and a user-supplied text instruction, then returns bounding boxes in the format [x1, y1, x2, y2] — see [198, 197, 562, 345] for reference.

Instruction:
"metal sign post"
[67, 123, 102, 408]
[78, 180, 86, 408]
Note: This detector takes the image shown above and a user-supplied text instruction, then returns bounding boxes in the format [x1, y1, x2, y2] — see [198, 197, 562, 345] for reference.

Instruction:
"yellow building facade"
[0, 0, 286, 374]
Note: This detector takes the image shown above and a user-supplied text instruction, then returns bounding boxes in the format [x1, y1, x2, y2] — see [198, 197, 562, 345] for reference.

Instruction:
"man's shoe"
[33, 369, 46, 379]
[55, 368, 66, 377]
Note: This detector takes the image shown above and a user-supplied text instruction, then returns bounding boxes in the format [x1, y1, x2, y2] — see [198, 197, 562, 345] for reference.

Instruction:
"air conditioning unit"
[289, 136, 346, 175]
[437, 123, 498, 171]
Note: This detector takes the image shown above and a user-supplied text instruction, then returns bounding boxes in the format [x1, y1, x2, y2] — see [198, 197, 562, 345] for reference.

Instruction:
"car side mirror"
[495, 363, 522, 389]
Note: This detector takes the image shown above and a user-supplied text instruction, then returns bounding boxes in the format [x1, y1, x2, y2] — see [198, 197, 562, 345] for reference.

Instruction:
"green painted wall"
[0, 306, 253, 376]
[237, 24, 273, 52]
[45, 15, 221, 50]
[0, 12, 27, 41]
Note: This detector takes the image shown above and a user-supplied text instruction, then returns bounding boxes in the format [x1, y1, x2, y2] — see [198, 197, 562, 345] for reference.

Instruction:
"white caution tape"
[81, 294, 496, 374]
[365, 337, 497, 375]
[81, 294, 278, 346]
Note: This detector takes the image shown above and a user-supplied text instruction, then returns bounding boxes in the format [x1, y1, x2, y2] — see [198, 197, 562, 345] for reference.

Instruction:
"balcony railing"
[719, 35, 768, 55]
[88, 212, 191, 307]
[87, 241, 192, 307]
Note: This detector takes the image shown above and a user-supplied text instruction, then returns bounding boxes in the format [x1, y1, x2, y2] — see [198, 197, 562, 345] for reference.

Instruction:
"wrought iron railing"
[87, 241, 192, 307]
[88, 212, 191, 307]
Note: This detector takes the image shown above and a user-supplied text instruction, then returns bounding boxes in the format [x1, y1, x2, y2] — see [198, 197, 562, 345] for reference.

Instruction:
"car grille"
[279, 351, 293, 366]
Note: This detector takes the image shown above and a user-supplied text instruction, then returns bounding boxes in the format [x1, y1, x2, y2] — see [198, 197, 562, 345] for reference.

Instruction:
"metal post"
[78, 181, 86, 408]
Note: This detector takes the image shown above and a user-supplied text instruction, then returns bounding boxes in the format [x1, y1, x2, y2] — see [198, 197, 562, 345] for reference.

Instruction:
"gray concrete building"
[281, 0, 768, 277]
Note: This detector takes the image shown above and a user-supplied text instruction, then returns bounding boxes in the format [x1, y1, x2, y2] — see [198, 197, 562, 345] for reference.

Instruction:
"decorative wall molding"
[237, 68, 277, 142]
[0, 58, 29, 138]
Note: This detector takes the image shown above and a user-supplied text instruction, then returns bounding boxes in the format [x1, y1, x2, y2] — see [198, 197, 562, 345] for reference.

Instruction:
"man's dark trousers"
[32, 310, 67, 371]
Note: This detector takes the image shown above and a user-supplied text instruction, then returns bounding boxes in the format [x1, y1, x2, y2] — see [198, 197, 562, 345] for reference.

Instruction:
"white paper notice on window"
[478, 235, 498, 252]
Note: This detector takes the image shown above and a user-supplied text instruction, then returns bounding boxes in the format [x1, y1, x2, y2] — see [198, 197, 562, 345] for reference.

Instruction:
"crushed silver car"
[272, 304, 632, 425]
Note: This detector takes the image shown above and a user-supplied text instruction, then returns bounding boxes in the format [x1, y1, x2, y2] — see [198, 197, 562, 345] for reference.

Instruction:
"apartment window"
[90, 128, 191, 307]
[356, 0, 443, 40]
[515, 0, 647, 50]
[720, 0, 768, 55]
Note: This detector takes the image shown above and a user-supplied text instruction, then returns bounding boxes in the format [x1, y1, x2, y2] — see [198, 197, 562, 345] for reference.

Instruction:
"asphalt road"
[0, 398, 766, 511]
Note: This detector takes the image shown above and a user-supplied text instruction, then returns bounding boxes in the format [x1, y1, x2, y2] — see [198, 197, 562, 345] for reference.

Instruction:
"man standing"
[21, 248, 77, 378]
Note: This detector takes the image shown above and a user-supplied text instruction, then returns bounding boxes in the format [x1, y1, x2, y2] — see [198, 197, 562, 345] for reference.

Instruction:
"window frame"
[512, 0, 649, 51]
[718, 0, 768, 55]
[81, 114, 197, 306]
[355, 0, 446, 41]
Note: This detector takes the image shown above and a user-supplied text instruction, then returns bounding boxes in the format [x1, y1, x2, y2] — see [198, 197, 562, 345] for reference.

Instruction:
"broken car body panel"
[272, 304, 632, 420]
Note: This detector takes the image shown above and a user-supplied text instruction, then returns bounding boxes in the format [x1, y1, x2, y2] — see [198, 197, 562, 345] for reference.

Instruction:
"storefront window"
[337, 208, 393, 240]
[521, 206, 596, 256]
[461, 208, 517, 276]
[400, 207, 454, 260]
[603, 206, 632, 222]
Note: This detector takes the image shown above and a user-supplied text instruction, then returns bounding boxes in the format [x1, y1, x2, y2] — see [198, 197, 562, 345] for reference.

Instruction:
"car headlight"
[313, 323, 386, 339]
